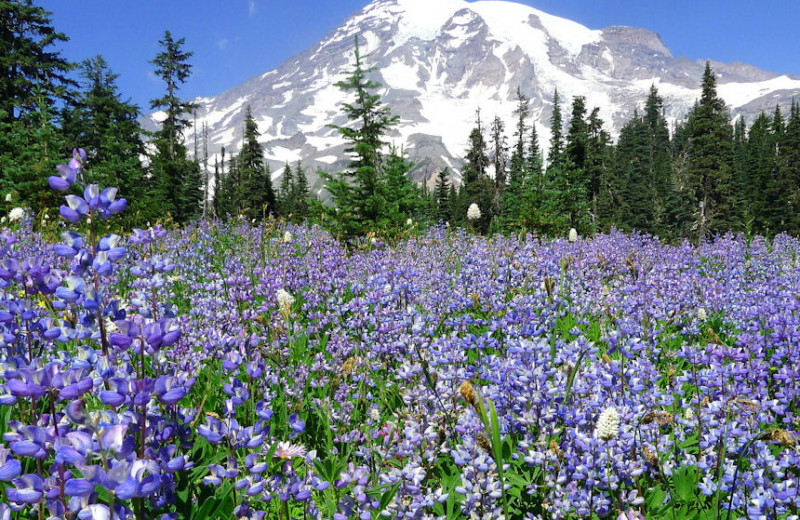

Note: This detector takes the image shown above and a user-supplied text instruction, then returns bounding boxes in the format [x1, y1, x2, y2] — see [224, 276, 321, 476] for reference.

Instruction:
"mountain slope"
[143, 0, 800, 188]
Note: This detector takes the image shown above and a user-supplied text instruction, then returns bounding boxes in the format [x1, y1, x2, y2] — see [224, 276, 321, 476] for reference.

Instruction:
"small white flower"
[370, 407, 381, 421]
[283, 230, 293, 243]
[8, 207, 25, 222]
[406, 218, 413, 226]
[467, 203, 481, 221]
[4, 193, 11, 203]
[697, 308, 707, 321]
[568, 228, 578, 242]
[277, 289, 295, 318]
[594, 406, 620, 441]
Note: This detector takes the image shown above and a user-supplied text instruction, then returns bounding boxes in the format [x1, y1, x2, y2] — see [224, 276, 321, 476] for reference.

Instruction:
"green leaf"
[673, 466, 699, 502]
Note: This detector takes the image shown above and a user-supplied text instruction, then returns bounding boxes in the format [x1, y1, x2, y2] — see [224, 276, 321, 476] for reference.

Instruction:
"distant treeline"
[3, 2, 799, 241]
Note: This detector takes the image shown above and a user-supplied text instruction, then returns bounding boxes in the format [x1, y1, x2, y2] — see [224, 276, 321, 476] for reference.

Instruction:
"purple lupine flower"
[154, 375, 187, 405]
[288, 413, 305, 438]
[6, 473, 44, 504]
[64, 478, 95, 497]
[0, 448, 21, 481]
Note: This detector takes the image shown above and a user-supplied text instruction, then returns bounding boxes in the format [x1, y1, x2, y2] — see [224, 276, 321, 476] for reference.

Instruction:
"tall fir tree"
[0, 0, 74, 214]
[433, 167, 451, 224]
[0, 0, 73, 124]
[548, 88, 564, 166]
[237, 105, 275, 219]
[489, 115, 508, 221]
[459, 109, 493, 233]
[291, 162, 310, 221]
[687, 62, 734, 238]
[322, 36, 399, 237]
[149, 30, 202, 223]
[778, 100, 800, 233]
[61, 55, 151, 225]
[380, 146, 422, 231]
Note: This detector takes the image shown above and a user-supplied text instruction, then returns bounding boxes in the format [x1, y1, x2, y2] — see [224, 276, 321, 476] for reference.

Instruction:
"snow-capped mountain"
[144, 0, 800, 188]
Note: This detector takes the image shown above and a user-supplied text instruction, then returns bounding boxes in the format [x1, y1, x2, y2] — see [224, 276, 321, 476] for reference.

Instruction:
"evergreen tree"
[0, 0, 74, 214]
[565, 96, 588, 171]
[489, 115, 508, 221]
[433, 167, 451, 224]
[731, 116, 750, 230]
[292, 162, 310, 221]
[61, 55, 151, 225]
[322, 36, 399, 237]
[779, 100, 800, 233]
[0, 0, 74, 124]
[149, 30, 201, 223]
[548, 88, 564, 166]
[687, 62, 734, 238]
[509, 87, 529, 189]
[278, 161, 294, 216]
[459, 110, 493, 233]
[237, 105, 275, 219]
[380, 147, 422, 230]
[586, 107, 611, 228]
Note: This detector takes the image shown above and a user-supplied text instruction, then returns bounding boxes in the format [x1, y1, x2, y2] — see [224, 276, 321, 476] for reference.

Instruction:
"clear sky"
[39, 0, 800, 112]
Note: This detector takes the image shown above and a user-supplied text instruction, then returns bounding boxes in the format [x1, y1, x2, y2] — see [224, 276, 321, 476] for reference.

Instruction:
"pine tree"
[292, 162, 310, 221]
[149, 30, 201, 223]
[687, 62, 734, 238]
[0, 0, 74, 214]
[460, 110, 493, 233]
[585, 108, 611, 229]
[489, 115, 508, 221]
[237, 105, 274, 220]
[380, 147, 422, 231]
[278, 161, 294, 216]
[0, 0, 74, 124]
[548, 89, 564, 166]
[779, 100, 800, 233]
[322, 36, 398, 238]
[61, 55, 151, 225]
[433, 167, 451, 224]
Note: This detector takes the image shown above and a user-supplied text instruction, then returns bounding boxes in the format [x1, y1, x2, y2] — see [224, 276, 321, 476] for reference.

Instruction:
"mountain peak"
[144, 0, 800, 189]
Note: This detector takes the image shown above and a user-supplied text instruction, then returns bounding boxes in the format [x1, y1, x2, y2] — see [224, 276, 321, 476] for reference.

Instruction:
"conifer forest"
[1, 2, 800, 519]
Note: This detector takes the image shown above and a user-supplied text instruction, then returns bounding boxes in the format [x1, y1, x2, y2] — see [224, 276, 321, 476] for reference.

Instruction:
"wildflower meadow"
[0, 151, 799, 520]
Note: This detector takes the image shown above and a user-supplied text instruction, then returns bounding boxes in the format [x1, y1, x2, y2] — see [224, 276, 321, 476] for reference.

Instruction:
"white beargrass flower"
[568, 228, 578, 242]
[467, 203, 481, 221]
[594, 406, 620, 441]
[277, 289, 295, 323]
[697, 307, 707, 321]
[8, 207, 25, 222]
[406, 218, 413, 226]
[4, 193, 11, 203]
[277, 288, 295, 312]
[283, 230, 293, 243]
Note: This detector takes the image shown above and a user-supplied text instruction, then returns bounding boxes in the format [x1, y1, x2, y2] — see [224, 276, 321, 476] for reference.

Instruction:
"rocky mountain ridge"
[143, 0, 800, 188]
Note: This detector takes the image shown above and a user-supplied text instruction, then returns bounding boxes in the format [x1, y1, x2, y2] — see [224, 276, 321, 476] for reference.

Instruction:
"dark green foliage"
[379, 147, 425, 230]
[548, 89, 564, 166]
[0, 0, 74, 124]
[0, 0, 72, 216]
[458, 110, 494, 233]
[61, 56, 152, 225]
[433, 167, 451, 224]
[321, 37, 409, 238]
[236, 105, 275, 220]
[687, 62, 735, 238]
[148, 30, 202, 224]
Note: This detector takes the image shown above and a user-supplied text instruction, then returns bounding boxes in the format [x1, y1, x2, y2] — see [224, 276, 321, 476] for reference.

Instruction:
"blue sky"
[39, 0, 800, 111]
